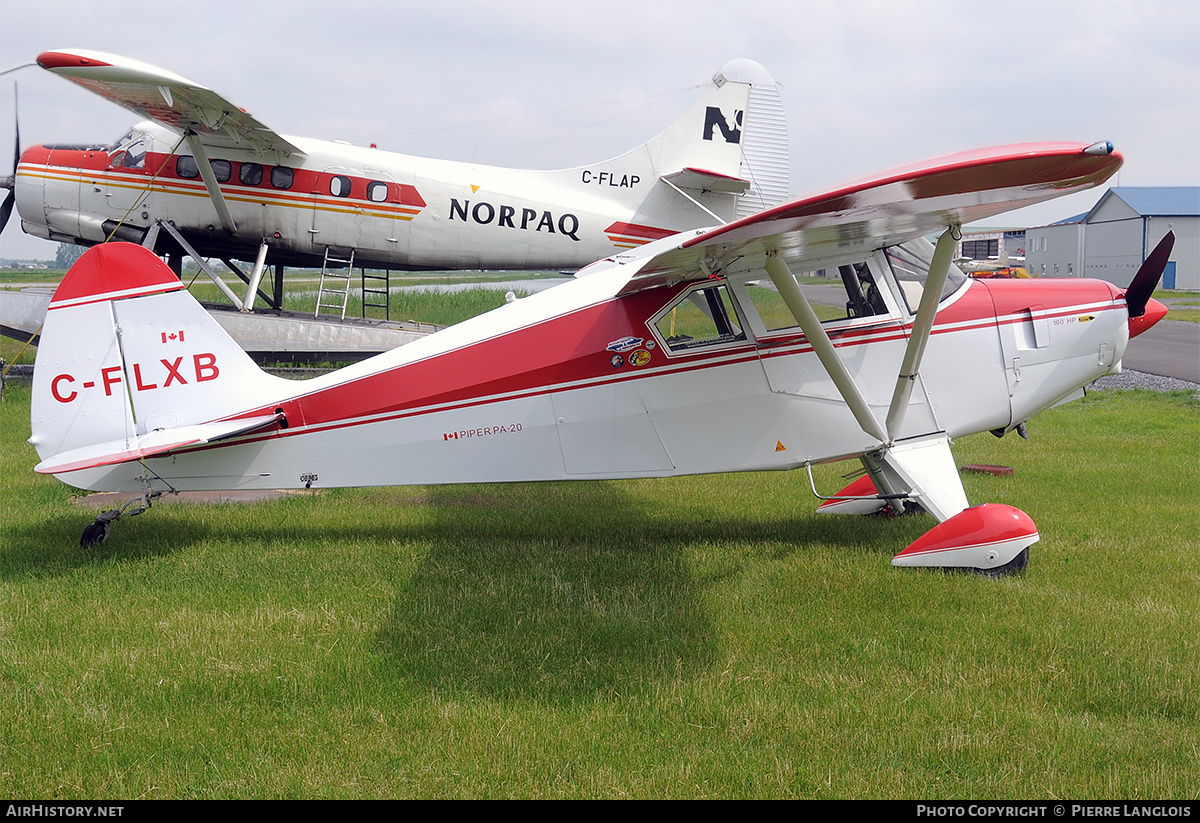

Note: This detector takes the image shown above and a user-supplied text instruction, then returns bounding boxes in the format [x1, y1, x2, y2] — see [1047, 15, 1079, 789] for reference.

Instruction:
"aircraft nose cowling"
[1129, 297, 1168, 339]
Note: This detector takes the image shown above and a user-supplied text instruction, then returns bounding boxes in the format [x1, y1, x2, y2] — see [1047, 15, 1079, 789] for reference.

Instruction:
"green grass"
[183, 278, 536, 327]
[0, 268, 70, 283]
[1, 382, 1196, 798]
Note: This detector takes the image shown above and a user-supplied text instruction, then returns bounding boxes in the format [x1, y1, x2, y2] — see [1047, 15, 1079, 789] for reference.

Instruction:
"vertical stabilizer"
[597, 60, 790, 230]
[650, 60, 789, 212]
[30, 244, 292, 474]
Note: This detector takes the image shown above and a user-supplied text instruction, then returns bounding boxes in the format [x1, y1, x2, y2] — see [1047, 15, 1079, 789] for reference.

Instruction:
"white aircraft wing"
[619, 141, 1121, 292]
[37, 49, 305, 159]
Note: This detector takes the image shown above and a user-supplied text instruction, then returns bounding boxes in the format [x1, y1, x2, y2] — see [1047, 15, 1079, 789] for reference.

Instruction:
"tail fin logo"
[703, 107, 743, 144]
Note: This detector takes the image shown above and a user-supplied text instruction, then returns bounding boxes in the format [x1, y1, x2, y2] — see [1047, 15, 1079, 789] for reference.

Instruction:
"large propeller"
[1, 84, 19, 234]
[1124, 231, 1175, 318]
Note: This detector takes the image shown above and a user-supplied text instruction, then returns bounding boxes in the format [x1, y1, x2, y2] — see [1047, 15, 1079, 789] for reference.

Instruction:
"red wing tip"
[37, 50, 112, 71]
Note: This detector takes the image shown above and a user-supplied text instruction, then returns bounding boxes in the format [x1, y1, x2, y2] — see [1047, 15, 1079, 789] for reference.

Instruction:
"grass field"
[1, 381, 1196, 799]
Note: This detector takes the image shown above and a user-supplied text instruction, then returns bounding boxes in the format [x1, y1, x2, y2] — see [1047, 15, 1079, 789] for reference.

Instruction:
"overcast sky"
[2, 0, 1196, 260]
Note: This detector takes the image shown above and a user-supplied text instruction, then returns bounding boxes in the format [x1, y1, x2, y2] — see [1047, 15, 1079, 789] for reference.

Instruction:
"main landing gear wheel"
[891, 504, 1039, 576]
[975, 546, 1030, 578]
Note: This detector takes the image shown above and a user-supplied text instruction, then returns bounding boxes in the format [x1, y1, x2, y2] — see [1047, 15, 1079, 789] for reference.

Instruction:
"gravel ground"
[1088, 370, 1200, 395]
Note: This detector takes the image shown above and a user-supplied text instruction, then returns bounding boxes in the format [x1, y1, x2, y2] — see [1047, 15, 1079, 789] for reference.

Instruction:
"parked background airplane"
[28, 139, 1170, 575]
[3, 50, 788, 278]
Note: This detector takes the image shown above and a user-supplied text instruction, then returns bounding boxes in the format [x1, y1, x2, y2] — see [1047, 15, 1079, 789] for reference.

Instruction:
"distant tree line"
[55, 243, 87, 269]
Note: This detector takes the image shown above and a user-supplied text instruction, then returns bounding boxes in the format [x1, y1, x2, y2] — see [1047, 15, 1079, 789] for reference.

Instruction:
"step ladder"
[361, 268, 391, 320]
[315, 247, 355, 320]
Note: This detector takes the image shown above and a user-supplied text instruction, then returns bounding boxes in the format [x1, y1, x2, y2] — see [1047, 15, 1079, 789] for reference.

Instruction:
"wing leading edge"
[619, 141, 1121, 292]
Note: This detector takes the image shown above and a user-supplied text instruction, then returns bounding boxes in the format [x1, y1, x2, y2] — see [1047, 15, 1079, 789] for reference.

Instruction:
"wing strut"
[884, 225, 959, 439]
[764, 254, 888, 445]
[157, 220, 245, 310]
[184, 131, 238, 234]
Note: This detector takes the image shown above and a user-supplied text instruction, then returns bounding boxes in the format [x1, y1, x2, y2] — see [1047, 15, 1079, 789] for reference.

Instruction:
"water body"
[388, 278, 571, 295]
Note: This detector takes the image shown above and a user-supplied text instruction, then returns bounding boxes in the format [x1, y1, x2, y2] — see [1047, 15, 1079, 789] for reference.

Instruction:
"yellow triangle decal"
[470, 184, 481, 194]
[775, 441, 787, 452]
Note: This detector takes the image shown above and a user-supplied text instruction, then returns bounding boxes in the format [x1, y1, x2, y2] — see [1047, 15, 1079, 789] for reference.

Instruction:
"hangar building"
[1025, 187, 1199, 290]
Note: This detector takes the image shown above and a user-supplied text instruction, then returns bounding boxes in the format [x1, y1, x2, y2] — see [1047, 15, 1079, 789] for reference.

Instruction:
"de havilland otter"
[4, 50, 789, 273]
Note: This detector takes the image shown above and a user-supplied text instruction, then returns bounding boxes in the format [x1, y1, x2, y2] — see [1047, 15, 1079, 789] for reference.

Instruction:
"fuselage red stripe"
[166, 292, 1124, 461]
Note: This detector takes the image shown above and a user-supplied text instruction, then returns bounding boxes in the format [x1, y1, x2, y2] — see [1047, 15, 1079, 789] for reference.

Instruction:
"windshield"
[885, 237, 968, 313]
[105, 129, 149, 169]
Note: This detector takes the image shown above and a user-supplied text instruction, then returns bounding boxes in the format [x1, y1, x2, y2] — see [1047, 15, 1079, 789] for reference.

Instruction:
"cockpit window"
[886, 238, 968, 313]
[105, 130, 137, 153]
[654, 283, 745, 352]
[108, 132, 148, 170]
[739, 261, 888, 333]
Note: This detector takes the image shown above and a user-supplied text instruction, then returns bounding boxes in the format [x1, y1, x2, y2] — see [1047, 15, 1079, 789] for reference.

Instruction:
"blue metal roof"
[1109, 187, 1200, 217]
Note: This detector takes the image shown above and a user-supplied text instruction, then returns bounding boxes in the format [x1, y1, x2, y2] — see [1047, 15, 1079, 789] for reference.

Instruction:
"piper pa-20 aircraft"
[28, 137, 1174, 573]
[3, 50, 789, 280]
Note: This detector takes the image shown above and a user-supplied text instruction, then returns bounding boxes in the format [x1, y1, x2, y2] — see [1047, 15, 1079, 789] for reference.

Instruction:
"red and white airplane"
[27, 138, 1173, 572]
[3, 50, 789, 275]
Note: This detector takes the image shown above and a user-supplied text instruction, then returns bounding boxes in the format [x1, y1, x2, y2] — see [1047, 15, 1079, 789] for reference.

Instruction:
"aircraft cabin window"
[210, 159, 232, 183]
[271, 166, 294, 190]
[239, 163, 263, 186]
[654, 283, 745, 353]
[367, 181, 389, 202]
[740, 263, 886, 333]
[176, 155, 200, 179]
[886, 238, 968, 314]
[329, 176, 352, 197]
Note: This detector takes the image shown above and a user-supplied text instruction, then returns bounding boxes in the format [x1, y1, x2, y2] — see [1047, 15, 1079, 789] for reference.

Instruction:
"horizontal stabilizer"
[35, 414, 283, 476]
[661, 167, 751, 194]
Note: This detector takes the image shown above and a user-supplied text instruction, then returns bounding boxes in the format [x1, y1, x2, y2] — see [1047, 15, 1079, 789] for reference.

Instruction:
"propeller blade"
[1124, 231, 1175, 318]
[2, 83, 18, 232]
[11, 83, 18, 173]
[0, 189, 13, 233]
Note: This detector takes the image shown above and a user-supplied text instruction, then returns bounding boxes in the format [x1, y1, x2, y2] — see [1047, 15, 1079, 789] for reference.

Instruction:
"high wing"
[36, 49, 305, 160]
[600, 140, 1122, 535]
[614, 141, 1122, 292]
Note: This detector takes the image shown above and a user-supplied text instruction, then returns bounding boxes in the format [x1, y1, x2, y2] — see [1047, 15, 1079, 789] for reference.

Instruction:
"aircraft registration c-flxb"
[4, 49, 790, 274]
[26, 116, 1175, 571]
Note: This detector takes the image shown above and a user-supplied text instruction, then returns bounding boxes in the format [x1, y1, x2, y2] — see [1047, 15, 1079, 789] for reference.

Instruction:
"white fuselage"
[41, 238, 1130, 496]
[16, 122, 729, 270]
